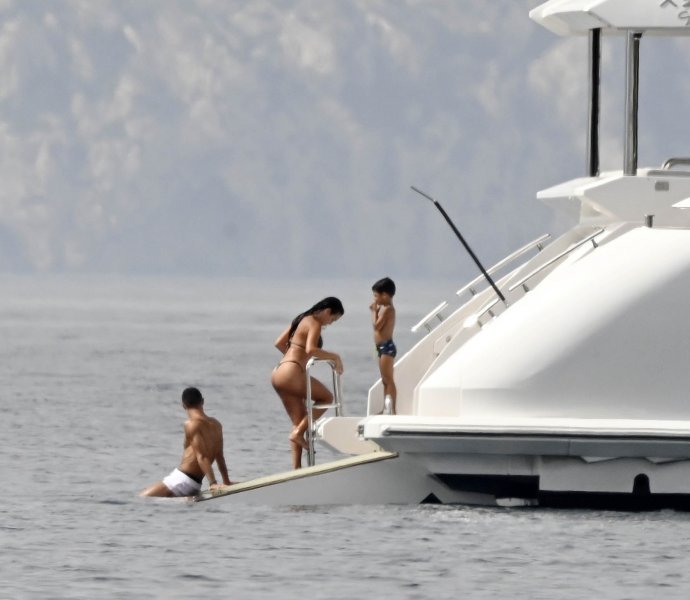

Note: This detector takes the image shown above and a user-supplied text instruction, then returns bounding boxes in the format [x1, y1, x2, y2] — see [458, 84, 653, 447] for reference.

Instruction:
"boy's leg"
[379, 355, 396, 414]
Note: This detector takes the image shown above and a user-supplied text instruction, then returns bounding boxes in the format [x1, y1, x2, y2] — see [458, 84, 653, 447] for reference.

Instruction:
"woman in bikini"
[271, 297, 345, 469]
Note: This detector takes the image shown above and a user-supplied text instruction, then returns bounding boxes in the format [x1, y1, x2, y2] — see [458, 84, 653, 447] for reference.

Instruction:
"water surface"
[2, 275, 689, 599]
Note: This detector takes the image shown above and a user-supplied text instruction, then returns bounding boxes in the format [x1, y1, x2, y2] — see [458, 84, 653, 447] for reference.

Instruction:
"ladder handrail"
[305, 357, 343, 466]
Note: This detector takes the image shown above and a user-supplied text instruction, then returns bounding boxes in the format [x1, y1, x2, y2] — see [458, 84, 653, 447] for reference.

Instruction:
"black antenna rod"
[411, 185, 506, 303]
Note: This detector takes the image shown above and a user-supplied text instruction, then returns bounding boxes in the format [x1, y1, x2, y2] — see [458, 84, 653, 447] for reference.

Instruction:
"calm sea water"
[2, 274, 690, 599]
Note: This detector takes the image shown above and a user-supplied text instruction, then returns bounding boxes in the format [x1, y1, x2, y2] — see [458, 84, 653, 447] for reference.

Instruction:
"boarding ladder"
[305, 357, 343, 466]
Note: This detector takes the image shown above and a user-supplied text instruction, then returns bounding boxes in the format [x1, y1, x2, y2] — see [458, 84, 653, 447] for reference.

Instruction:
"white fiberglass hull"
[360, 416, 690, 509]
[196, 415, 690, 509]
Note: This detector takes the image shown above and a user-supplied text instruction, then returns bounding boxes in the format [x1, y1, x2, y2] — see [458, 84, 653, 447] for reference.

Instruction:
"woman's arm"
[274, 326, 291, 354]
[304, 318, 344, 373]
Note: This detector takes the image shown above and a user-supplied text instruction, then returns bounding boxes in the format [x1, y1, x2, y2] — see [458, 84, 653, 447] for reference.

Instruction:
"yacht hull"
[365, 426, 690, 510]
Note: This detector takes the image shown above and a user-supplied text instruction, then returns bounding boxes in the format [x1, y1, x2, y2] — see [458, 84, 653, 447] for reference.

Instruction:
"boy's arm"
[371, 305, 392, 332]
[369, 302, 379, 327]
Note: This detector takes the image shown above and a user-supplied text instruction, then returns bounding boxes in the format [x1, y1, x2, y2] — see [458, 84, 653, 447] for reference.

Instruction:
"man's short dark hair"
[372, 277, 396, 296]
[182, 387, 204, 407]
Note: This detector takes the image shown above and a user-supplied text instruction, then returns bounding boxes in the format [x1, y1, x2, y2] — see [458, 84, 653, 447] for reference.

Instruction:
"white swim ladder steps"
[305, 357, 343, 466]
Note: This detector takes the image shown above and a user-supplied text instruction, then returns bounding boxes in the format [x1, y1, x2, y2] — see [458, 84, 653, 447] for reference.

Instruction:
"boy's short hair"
[372, 277, 396, 296]
[182, 387, 204, 407]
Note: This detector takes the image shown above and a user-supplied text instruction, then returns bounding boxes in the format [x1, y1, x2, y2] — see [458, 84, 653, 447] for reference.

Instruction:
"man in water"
[140, 387, 234, 497]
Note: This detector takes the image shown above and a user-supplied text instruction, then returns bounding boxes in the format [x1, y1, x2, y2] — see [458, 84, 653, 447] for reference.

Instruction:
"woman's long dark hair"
[288, 297, 345, 347]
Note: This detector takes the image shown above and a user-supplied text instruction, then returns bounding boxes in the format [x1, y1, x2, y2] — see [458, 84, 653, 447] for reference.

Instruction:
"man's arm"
[216, 454, 232, 486]
[214, 423, 233, 486]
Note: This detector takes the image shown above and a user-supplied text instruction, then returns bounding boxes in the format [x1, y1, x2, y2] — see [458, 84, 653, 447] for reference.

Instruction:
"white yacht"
[198, 0, 690, 508]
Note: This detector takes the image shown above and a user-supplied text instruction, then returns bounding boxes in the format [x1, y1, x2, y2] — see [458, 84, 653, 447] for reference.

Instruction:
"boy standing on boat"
[140, 387, 233, 497]
[370, 277, 397, 415]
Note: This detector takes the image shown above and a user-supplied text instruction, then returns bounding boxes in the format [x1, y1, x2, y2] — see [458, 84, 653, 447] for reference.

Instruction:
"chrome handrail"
[508, 228, 604, 293]
[463, 297, 501, 329]
[662, 157, 690, 170]
[411, 301, 449, 333]
[305, 357, 343, 466]
[411, 234, 551, 334]
[455, 233, 551, 299]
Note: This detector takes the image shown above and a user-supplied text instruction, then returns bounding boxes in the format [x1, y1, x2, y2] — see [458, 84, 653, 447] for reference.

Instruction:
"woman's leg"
[272, 366, 334, 468]
[293, 377, 332, 440]
[275, 388, 308, 468]
[272, 365, 309, 468]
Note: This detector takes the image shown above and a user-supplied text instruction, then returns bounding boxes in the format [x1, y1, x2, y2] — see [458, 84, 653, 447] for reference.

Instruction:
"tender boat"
[198, 0, 690, 508]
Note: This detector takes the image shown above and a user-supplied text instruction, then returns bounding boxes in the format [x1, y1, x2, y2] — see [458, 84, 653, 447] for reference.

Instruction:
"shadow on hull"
[436, 473, 690, 511]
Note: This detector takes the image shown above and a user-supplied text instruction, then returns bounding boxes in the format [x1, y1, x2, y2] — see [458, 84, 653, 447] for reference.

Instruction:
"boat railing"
[508, 228, 604, 293]
[410, 233, 550, 334]
[662, 157, 690, 171]
[305, 357, 343, 466]
[411, 301, 449, 333]
[455, 233, 551, 299]
[462, 297, 502, 329]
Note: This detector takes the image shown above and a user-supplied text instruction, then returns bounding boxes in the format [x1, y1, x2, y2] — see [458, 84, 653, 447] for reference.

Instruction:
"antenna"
[411, 186, 506, 304]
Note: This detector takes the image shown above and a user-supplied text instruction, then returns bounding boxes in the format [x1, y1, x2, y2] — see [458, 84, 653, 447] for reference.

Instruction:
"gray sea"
[2, 274, 690, 599]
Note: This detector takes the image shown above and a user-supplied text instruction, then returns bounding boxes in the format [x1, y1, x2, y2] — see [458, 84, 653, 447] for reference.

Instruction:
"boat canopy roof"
[530, 0, 690, 36]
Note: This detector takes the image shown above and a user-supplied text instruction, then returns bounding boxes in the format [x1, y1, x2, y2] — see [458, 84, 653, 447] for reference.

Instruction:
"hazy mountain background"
[0, 0, 688, 279]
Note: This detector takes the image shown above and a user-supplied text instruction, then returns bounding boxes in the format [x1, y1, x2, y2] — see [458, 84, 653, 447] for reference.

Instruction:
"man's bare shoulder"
[184, 418, 201, 434]
[186, 416, 221, 430]
[207, 416, 223, 430]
